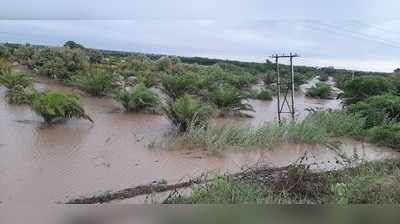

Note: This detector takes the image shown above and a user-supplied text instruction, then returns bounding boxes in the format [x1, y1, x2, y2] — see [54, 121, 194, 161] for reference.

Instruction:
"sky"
[1, 0, 400, 72]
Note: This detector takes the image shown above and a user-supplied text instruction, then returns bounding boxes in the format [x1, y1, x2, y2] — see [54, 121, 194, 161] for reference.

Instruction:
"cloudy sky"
[1, 0, 400, 72]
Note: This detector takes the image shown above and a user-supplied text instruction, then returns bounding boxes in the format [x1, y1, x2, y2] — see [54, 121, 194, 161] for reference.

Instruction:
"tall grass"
[169, 111, 364, 152]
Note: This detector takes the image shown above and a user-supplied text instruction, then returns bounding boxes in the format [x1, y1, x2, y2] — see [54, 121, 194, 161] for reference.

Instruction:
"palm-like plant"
[210, 84, 254, 117]
[114, 83, 160, 112]
[161, 74, 196, 99]
[0, 71, 33, 89]
[71, 69, 114, 97]
[31, 91, 93, 124]
[162, 95, 211, 132]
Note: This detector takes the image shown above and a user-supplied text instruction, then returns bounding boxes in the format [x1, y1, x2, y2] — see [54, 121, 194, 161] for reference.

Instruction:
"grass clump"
[210, 84, 254, 117]
[162, 95, 211, 132]
[0, 70, 34, 104]
[367, 124, 400, 149]
[113, 83, 159, 112]
[31, 91, 93, 124]
[256, 89, 273, 101]
[169, 111, 364, 152]
[167, 159, 400, 204]
[306, 82, 333, 99]
[71, 69, 114, 96]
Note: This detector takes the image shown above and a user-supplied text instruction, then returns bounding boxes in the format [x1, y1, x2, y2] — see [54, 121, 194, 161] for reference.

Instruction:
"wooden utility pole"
[270, 53, 299, 123]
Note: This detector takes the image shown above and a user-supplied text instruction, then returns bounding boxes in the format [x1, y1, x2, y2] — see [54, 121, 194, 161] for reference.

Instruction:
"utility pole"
[270, 53, 299, 124]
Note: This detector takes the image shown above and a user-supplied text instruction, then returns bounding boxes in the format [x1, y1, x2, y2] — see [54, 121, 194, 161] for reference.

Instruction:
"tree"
[64, 41, 84, 49]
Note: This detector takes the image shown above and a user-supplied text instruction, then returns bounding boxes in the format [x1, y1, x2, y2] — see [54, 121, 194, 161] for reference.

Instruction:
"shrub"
[210, 84, 254, 117]
[367, 124, 400, 149]
[256, 89, 273, 101]
[348, 94, 400, 128]
[31, 91, 93, 124]
[113, 83, 159, 112]
[342, 76, 394, 105]
[319, 74, 329, 82]
[0, 71, 33, 89]
[306, 82, 333, 99]
[0, 57, 11, 76]
[71, 69, 114, 96]
[161, 74, 196, 99]
[5, 86, 31, 104]
[162, 95, 211, 132]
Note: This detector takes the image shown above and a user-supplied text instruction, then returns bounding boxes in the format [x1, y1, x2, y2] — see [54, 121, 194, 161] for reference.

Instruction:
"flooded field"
[0, 77, 398, 204]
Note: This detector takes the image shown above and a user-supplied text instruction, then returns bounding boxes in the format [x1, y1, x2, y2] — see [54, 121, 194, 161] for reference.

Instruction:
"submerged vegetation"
[113, 83, 159, 112]
[210, 84, 254, 117]
[165, 159, 400, 204]
[306, 82, 333, 99]
[169, 110, 363, 152]
[31, 91, 93, 124]
[162, 95, 211, 132]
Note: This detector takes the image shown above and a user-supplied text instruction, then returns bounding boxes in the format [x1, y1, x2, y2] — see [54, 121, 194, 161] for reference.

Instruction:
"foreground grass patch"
[165, 159, 400, 204]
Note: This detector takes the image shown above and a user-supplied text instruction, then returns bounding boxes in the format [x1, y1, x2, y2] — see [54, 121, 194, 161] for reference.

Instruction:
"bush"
[0, 71, 33, 89]
[348, 94, 400, 128]
[367, 124, 400, 149]
[256, 89, 273, 101]
[161, 74, 196, 99]
[210, 84, 254, 117]
[31, 91, 93, 124]
[0, 57, 11, 76]
[162, 95, 211, 132]
[5, 86, 31, 104]
[113, 83, 159, 112]
[319, 74, 329, 82]
[342, 76, 394, 105]
[71, 69, 114, 96]
[306, 82, 333, 99]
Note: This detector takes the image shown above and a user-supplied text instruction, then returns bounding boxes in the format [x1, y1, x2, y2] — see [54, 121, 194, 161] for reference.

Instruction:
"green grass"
[306, 82, 333, 99]
[168, 111, 363, 153]
[165, 159, 400, 204]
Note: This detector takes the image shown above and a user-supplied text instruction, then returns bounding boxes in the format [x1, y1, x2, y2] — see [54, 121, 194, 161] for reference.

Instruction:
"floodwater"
[0, 77, 398, 205]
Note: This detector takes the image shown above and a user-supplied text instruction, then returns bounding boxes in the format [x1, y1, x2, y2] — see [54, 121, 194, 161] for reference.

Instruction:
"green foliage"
[165, 177, 266, 204]
[64, 41, 84, 49]
[71, 69, 114, 96]
[113, 83, 159, 112]
[0, 57, 11, 76]
[210, 84, 254, 117]
[161, 74, 196, 99]
[5, 85, 31, 104]
[256, 89, 273, 101]
[367, 124, 400, 149]
[348, 94, 400, 128]
[34, 47, 89, 80]
[0, 45, 11, 59]
[306, 82, 333, 99]
[13, 44, 35, 67]
[305, 110, 365, 137]
[0, 71, 33, 89]
[31, 91, 93, 123]
[342, 76, 395, 105]
[136, 70, 158, 88]
[162, 95, 211, 132]
[319, 73, 329, 82]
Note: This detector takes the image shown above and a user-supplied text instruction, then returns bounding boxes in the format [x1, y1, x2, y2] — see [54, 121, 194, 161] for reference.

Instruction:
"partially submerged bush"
[0, 71, 34, 105]
[5, 86, 31, 104]
[161, 74, 196, 99]
[114, 83, 159, 112]
[348, 94, 400, 128]
[71, 69, 114, 96]
[342, 76, 394, 105]
[162, 95, 211, 132]
[256, 89, 273, 101]
[210, 84, 254, 117]
[0, 71, 33, 89]
[306, 82, 333, 99]
[31, 91, 93, 123]
[0, 57, 11, 76]
[367, 124, 400, 149]
[319, 74, 329, 82]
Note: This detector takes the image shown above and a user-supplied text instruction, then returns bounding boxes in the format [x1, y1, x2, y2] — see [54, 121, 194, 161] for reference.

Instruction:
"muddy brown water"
[0, 77, 398, 205]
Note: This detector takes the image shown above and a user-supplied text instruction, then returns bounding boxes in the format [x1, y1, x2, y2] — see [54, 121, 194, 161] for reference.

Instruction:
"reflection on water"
[0, 78, 398, 204]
